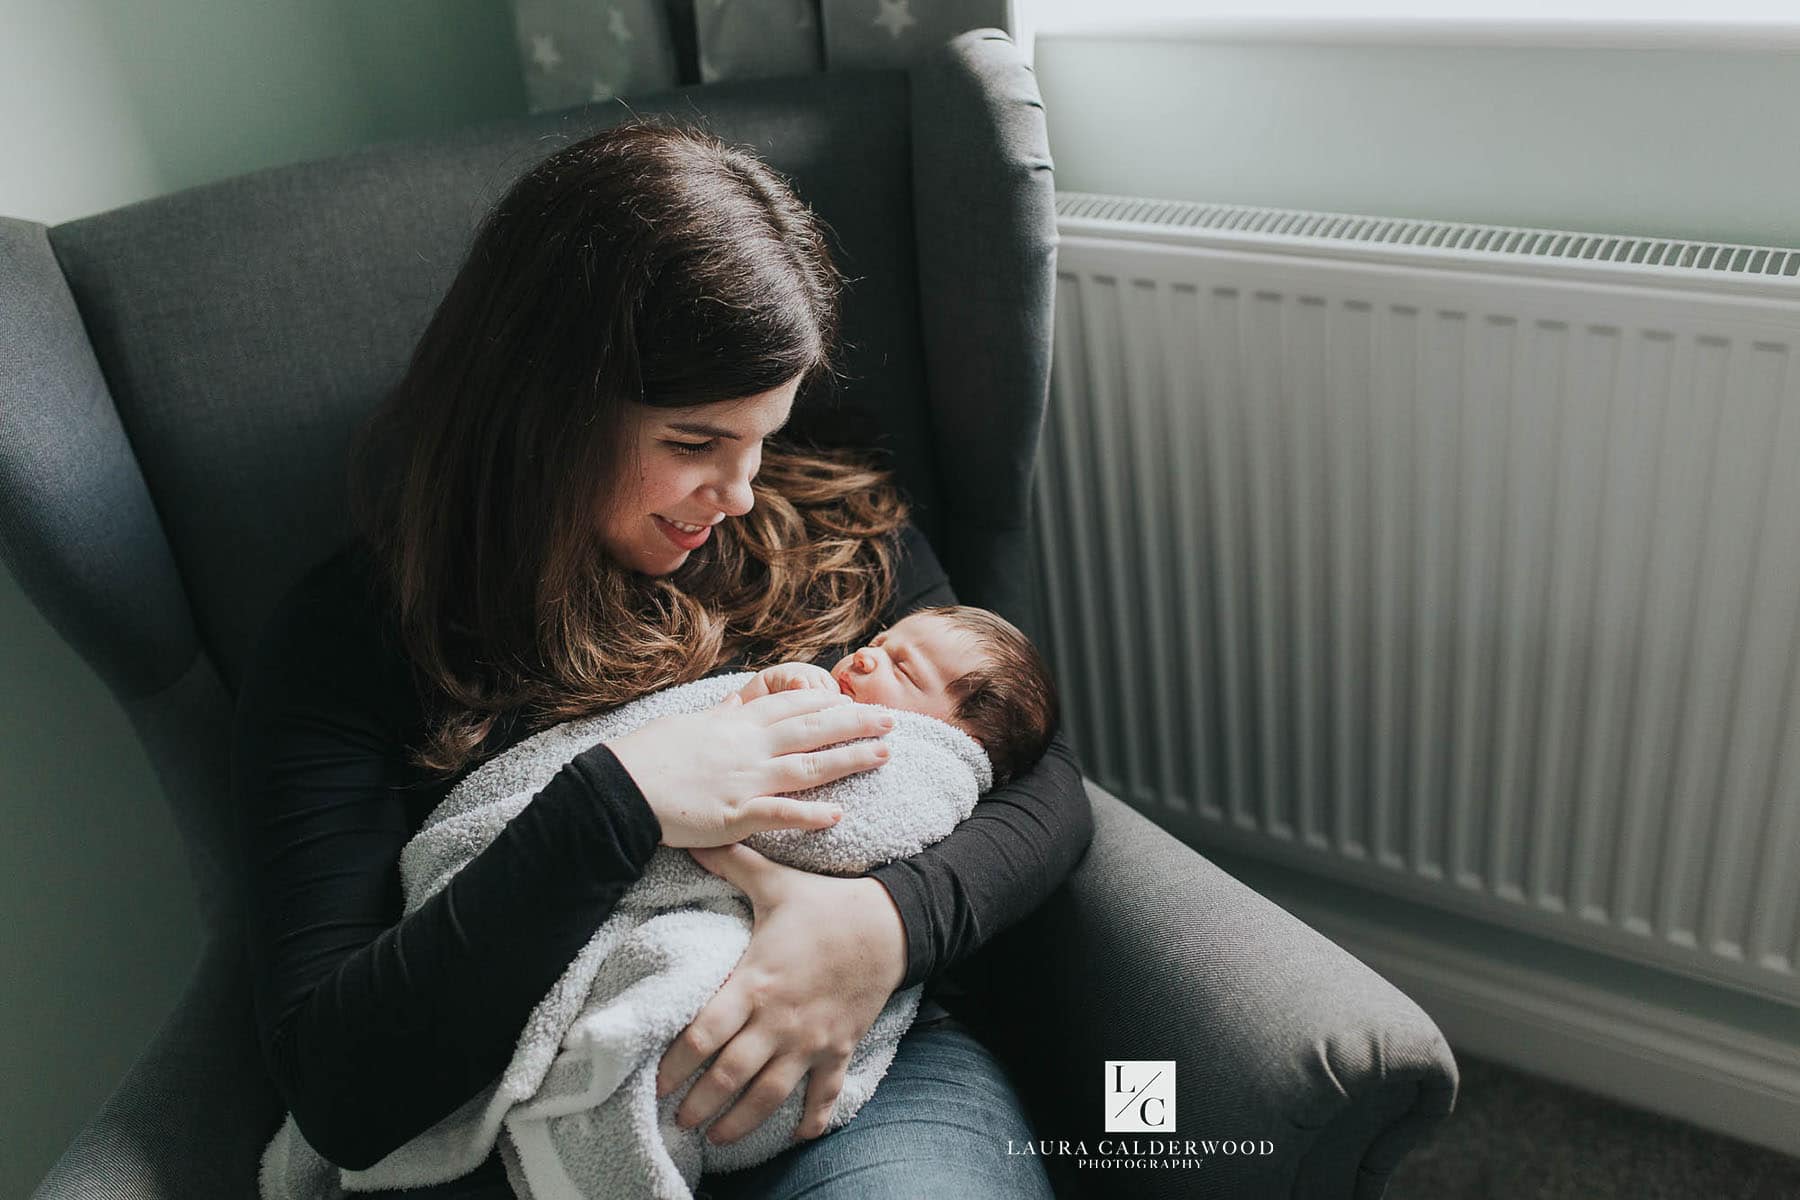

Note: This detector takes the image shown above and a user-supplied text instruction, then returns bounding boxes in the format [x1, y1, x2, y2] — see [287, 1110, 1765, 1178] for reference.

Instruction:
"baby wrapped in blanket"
[258, 605, 1058, 1200]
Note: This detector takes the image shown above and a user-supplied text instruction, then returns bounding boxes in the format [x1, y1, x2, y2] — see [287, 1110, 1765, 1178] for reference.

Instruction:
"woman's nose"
[709, 471, 755, 517]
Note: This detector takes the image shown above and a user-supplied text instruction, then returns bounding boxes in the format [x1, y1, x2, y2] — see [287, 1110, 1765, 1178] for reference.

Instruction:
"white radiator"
[1037, 191, 1800, 1006]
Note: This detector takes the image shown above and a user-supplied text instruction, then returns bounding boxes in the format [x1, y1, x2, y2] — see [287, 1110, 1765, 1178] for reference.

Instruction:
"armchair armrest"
[32, 927, 283, 1200]
[947, 781, 1459, 1199]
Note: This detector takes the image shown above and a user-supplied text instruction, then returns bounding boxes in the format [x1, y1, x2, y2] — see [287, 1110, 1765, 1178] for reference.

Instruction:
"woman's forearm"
[865, 724, 1092, 990]
[255, 744, 661, 1170]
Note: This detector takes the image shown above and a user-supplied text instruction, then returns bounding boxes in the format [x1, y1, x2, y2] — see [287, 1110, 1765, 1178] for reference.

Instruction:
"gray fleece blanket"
[258, 671, 991, 1200]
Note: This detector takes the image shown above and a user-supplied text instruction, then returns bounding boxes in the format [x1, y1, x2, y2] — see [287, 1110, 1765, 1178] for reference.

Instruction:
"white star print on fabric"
[590, 74, 615, 101]
[607, 7, 633, 42]
[530, 32, 562, 72]
[873, 0, 916, 40]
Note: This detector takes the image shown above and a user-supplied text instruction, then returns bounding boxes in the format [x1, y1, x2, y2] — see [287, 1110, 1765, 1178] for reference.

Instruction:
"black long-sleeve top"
[232, 520, 1092, 1172]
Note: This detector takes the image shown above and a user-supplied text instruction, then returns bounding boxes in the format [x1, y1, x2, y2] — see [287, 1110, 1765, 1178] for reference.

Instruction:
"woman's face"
[599, 377, 800, 576]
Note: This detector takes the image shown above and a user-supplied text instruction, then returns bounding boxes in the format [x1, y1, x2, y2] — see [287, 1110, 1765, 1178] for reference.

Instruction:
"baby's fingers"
[737, 687, 850, 724]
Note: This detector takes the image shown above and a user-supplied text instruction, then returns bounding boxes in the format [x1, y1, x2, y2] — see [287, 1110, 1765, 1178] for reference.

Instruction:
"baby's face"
[829, 612, 979, 726]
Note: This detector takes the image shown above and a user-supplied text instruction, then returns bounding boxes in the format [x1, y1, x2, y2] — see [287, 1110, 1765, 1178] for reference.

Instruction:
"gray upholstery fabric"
[122, 650, 242, 958]
[0, 218, 198, 701]
[946, 784, 1461, 1199]
[909, 29, 1058, 646]
[8, 29, 1457, 1200]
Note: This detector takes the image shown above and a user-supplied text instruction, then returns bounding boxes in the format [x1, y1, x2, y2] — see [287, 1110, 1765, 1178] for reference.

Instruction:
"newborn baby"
[740, 603, 1060, 789]
[261, 605, 1061, 1200]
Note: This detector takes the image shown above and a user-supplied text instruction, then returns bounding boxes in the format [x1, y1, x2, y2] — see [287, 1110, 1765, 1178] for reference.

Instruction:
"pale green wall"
[0, 1, 523, 1193]
[0, 569, 199, 1193]
[1037, 33, 1800, 248]
[2, 0, 526, 224]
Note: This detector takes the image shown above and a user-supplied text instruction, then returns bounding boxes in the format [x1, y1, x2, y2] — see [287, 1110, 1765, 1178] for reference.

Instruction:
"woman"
[234, 120, 1092, 1198]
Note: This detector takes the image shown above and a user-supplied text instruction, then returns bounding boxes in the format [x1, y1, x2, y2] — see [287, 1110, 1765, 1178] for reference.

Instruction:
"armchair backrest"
[0, 29, 1056, 931]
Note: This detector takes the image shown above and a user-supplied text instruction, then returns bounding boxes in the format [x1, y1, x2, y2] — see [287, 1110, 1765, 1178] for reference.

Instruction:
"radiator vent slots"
[1038, 197, 1800, 1006]
[1056, 190, 1800, 283]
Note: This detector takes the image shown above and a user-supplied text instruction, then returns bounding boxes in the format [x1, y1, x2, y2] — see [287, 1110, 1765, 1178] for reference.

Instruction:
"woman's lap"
[696, 1015, 1052, 1200]
[390, 1015, 1048, 1199]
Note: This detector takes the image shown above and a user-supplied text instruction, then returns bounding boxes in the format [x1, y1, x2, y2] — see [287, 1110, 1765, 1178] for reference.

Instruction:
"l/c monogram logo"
[1104, 1060, 1177, 1133]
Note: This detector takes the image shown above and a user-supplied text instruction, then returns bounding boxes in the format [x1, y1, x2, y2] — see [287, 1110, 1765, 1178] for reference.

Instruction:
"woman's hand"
[655, 843, 908, 1145]
[606, 688, 894, 848]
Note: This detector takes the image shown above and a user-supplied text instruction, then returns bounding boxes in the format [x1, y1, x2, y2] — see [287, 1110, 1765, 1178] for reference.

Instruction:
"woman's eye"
[666, 440, 715, 455]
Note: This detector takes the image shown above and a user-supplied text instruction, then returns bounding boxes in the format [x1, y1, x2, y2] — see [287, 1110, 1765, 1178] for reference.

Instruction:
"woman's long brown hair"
[347, 120, 907, 779]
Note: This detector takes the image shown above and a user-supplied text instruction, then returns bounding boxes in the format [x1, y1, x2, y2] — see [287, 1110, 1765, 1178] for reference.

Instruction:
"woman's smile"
[654, 513, 716, 550]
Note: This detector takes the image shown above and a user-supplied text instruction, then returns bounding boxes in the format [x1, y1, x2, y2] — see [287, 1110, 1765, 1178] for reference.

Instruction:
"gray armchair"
[1, 30, 1456, 1200]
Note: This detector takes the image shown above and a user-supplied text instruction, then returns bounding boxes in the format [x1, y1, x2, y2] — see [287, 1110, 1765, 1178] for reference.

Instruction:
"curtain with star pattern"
[513, 0, 1012, 114]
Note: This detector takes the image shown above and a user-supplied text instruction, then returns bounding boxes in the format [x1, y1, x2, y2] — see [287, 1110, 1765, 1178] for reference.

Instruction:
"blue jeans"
[396, 1015, 1051, 1199]
[697, 1014, 1052, 1200]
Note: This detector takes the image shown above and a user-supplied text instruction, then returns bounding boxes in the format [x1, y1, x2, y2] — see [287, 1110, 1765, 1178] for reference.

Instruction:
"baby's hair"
[914, 605, 1060, 788]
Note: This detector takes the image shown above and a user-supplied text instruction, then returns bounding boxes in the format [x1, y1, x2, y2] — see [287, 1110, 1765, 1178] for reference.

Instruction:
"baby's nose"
[853, 648, 879, 673]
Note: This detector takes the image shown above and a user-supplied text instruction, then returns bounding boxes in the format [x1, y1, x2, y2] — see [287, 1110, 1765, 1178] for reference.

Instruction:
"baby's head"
[828, 606, 1059, 788]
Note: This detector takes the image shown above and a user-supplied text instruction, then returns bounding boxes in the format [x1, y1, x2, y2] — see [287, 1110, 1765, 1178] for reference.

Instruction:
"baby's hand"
[735, 662, 841, 703]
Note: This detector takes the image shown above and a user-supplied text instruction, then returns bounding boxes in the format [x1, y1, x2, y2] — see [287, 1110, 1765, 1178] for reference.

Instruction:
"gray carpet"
[1386, 1048, 1800, 1199]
